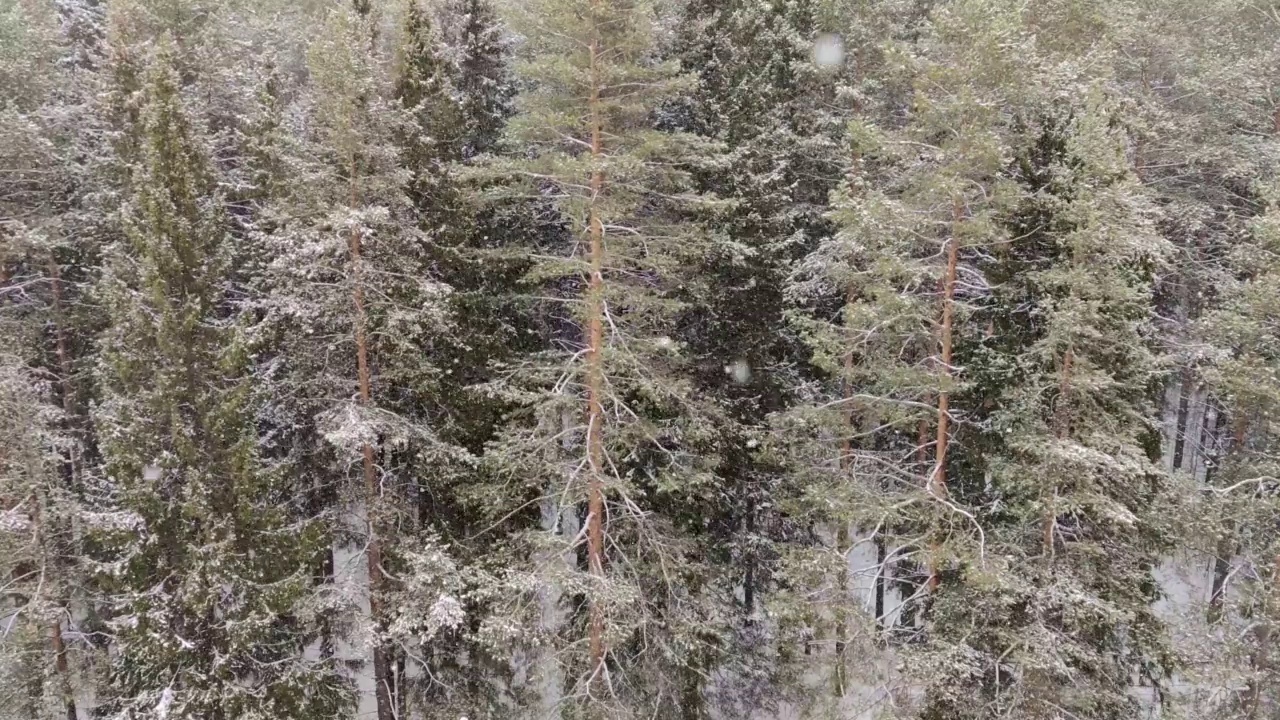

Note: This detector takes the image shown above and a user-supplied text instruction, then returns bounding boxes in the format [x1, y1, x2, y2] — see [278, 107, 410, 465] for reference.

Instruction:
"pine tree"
[475, 0, 721, 714]
[916, 95, 1175, 720]
[91, 44, 345, 720]
[4, 0, 1280, 717]
[0, 227, 87, 720]
[0, 2, 109, 714]
[784, 0, 1018, 702]
[257, 8, 466, 719]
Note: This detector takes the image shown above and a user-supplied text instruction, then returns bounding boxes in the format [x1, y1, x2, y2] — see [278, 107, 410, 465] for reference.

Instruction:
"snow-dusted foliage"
[91, 43, 346, 720]
[4, 0, 1280, 718]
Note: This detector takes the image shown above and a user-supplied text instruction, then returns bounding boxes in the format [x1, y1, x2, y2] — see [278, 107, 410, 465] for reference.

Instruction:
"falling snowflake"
[156, 686, 175, 719]
[725, 359, 752, 384]
[813, 33, 843, 68]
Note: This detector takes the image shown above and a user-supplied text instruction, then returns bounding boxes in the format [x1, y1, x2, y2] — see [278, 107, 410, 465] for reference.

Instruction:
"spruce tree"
[441, 0, 514, 159]
[91, 44, 345, 720]
[663, 0, 857, 709]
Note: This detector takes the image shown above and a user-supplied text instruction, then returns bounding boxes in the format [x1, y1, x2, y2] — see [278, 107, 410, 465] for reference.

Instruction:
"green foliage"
[92, 45, 347, 720]
[4, 0, 1280, 718]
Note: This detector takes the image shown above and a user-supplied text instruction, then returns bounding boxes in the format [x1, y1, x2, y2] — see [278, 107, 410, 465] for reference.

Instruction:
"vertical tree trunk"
[1241, 103, 1280, 718]
[1043, 348, 1073, 557]
[1211, 417, 1250, 624]
[584, 0, 607, 689]
[833, 286, 855, 696]
[927, 198, 961, 591]
[349, 170, 395, 720]
[28, 493, 77, 720]
[835, 130, 867, 689]
[1245, 553, 1280, 719]
[48, 260, 81, 491]
[46, 258, 79, 720]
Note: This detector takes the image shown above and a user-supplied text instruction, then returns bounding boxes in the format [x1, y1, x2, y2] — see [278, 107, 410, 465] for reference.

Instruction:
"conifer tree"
[476, 0, 720, 714]
[785, 0, 1018, 700]
[663, 0, 855, 708]
[0, 225, 89, 720]
[441, 0, 514, 160]
[92, 45, 345, 720]
[0, 347, 78, 720]
[0, 2, 109, 714]
[1195, 129, 1280, 718]
[428, 0, 541, 465]
[1074, 4, 1280, 709]
[3, 0, 1280, 717]
[257, 8, 466, 719]
[917, 96, 1175, 720]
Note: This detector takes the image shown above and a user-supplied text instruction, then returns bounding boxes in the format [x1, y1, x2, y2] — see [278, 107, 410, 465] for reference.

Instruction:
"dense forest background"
[2, 0, 1280, 718]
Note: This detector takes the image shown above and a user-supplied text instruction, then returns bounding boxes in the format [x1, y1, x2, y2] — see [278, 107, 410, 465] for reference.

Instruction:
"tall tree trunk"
[927, 198, 961, 591]
[349, 170, 394, 720]
[46, 258, 79, 720]
[1206, 410, 1236, 624]
[1240, 102, 1280, 718]
[28, 492, 77, 720]
[1208, 523, 1235, 625]
[1245, 553, 1280, 719]
[834, 288, 855, 696]
[1043, 348, 1073, 557]
[584, 0, 607, 689]
[1169, 369, 1195, 472]
[48, 259, 81, 491]
[835, 133, 868, 689]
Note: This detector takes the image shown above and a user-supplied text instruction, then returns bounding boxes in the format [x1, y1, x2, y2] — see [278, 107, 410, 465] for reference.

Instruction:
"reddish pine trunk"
[349, 172, 395, 720]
